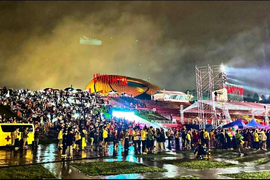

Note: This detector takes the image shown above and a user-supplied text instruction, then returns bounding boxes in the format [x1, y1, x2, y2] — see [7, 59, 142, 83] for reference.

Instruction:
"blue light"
[112, 111, 135, 121]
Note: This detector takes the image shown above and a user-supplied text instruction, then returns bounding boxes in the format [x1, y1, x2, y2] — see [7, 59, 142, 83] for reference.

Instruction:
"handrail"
[151, 120, 177, 124]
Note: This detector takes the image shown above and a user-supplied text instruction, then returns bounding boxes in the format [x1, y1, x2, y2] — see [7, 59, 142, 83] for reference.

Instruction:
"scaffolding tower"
[211, 64, 226, 90]
[195, 64, 226, 129]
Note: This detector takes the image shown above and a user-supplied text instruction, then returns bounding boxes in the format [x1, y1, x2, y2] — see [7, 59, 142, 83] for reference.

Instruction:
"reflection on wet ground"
[2, 143, 270, 179]
[0, 141, 184, 167]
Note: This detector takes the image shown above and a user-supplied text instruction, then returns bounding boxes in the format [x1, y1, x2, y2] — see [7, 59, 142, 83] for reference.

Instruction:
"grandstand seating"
[111, 84, 148, 97]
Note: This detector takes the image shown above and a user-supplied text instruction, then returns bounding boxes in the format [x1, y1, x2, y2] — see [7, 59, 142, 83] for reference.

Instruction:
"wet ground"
[1, 142, 270, 179]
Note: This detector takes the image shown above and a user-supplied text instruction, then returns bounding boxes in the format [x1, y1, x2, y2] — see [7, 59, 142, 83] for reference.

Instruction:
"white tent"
[152, 90, 189, 102]
[184, 100, 268, 116]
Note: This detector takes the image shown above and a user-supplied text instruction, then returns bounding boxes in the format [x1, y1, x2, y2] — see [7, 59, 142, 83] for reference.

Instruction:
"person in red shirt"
[192, 129, 199, 148]
[129, 127, 133, 142]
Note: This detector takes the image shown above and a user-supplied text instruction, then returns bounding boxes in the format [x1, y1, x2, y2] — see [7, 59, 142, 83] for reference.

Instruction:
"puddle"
[3, 142, 270, 179]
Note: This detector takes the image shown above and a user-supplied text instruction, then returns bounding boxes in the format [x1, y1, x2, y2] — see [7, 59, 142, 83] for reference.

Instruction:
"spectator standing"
[181, 129, 187, 150]
[66, 130, 74, 159]
[81, 128, 87, 150]
[253, 129, 260, 150]
[192, 129, 199, 148]
[235, 130, 244, 156]
[141, 128, 148, 154]
[62, 130, 68, 158]
[166, 129, 172, 150]
[133, 127, 141, 154]
[12, 128, 20, 150]
[74, 130, 81, 151]
[34, 128, 40, 147]
[103, 126, 108, 149]
[22, 127, 29, 149]
[210, 129, 215, 148]
[58, 128, 63, 149]
[119, 129, 125, 148]
[155, 128, 164, 153]
[160, 128, 166, 150]
[186, 130, 192, 150]
[203, 129, 210, 148]
[147, 126, 155, 154]
[175, 129, 180, 151]
[260, 129, 267, 150]
[89, 127, 95, 150]
[112, 128, 119, 150]
[124, 130, 129, 152]
[94, 127, 100, 151]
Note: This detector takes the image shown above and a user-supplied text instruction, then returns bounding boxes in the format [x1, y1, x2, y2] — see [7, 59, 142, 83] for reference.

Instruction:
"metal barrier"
[151, 120, 176, 124]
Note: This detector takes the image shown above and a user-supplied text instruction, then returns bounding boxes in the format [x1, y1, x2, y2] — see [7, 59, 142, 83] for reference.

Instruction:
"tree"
[253, 92, 259, 103]
[186, 89, 197, 101]
[184, 89, 191, 95]
[261, 95, 266, 103]
[191, 89, 197, 98]
[267, 95, 270, 103]
[245, 94, 252, 102]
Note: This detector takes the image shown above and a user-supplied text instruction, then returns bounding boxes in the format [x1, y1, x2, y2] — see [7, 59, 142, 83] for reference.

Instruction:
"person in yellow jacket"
[260, 129, 267, 150]
[74, 130, 81, 151]
[141, 128, 148, 154]
[253, 129, 259, 150]
[203, 129, 210, 148]
[81, 129, 87, 150]
[186, 131, 192, 150]
[210, 130, 215, 148]
[11, 128, 20, 150]
[103, 126, 108, 149]
[58, 128, 63, 149]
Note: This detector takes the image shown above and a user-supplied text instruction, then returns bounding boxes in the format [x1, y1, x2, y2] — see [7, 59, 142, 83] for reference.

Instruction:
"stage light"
[220, 64, 226, 72]
[112, 111, 135, 121]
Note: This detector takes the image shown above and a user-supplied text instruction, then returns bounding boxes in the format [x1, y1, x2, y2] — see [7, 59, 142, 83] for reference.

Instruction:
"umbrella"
[44, 88, 53, 92]
[64, 87, 74, 91]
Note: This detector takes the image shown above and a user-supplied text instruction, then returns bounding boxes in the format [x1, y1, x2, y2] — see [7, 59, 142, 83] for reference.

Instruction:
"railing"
[151, 120, 177, 124]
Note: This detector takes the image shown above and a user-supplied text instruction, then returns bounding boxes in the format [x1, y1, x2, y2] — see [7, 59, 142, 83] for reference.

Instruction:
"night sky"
[1, 1, 270, 93]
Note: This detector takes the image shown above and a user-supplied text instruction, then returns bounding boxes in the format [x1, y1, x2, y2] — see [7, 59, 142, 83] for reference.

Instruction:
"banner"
[93, 74, 128, 86]
[225, 86, 243, 95]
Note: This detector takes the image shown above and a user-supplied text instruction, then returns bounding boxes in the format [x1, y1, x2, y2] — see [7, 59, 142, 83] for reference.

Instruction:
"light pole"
[180, 105, 184, 124]
[265, 106, 269, 126]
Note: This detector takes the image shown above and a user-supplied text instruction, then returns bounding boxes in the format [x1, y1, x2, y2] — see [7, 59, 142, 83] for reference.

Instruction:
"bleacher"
[111, 97, 146, 109]
[110, 85, 148, 98]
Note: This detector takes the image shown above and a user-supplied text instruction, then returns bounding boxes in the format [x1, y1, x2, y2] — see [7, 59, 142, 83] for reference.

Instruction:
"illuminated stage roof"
[85, 75, 161, 100]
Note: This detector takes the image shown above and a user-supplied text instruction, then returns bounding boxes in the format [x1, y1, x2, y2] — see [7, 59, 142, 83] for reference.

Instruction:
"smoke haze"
[1, 1, 270, 93]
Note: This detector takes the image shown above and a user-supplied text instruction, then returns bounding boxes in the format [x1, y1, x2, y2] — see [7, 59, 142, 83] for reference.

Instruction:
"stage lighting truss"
[195, 64, 228, 129]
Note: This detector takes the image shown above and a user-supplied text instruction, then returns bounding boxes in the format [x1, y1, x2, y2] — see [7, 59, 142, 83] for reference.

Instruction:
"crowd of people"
[116, 96, 147, 109]
[0, 86, 270, 159]
[57, 121, 270, 159]
[0, 86, 104, 126]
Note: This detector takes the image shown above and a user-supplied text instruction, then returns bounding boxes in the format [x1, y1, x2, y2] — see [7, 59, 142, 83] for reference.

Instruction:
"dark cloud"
[1, 1, 270, 93]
